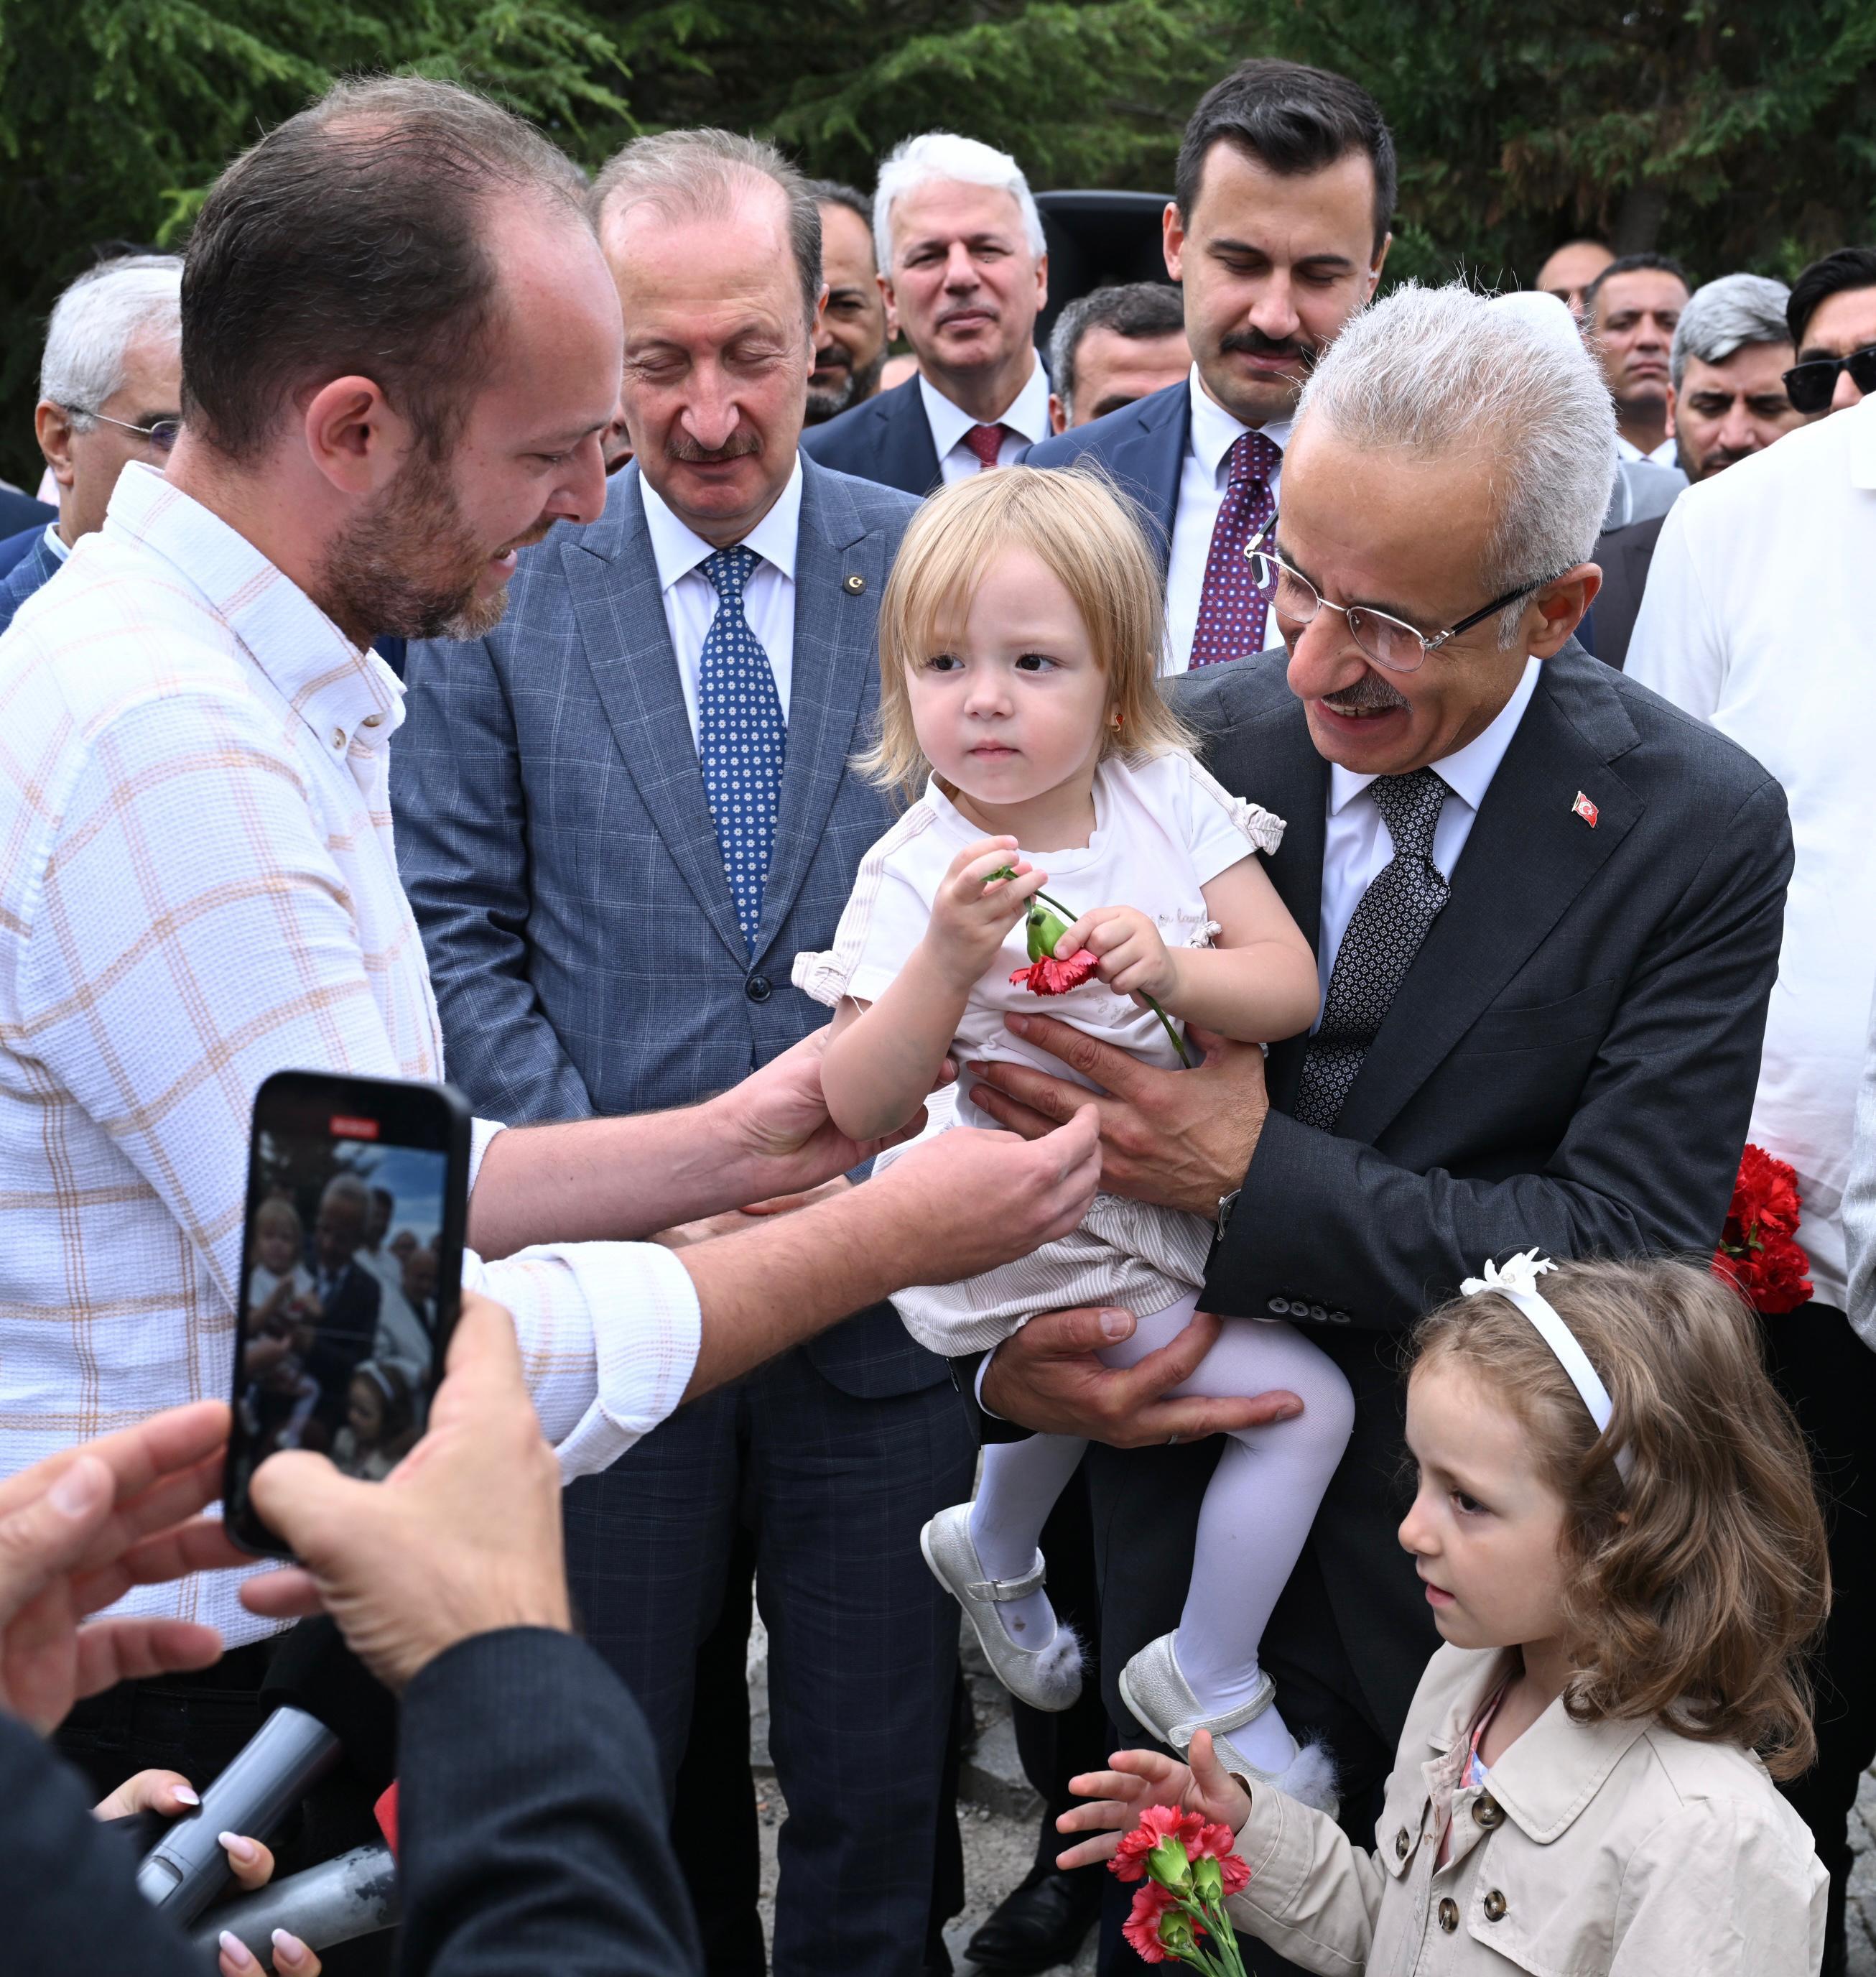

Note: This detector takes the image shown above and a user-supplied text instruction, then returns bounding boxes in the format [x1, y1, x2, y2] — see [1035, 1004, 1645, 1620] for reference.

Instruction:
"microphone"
[136, 1619, 399, 1925]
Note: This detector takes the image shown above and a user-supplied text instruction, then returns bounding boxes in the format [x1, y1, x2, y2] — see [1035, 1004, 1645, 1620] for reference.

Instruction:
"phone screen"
[225, 1072, 469, 1555]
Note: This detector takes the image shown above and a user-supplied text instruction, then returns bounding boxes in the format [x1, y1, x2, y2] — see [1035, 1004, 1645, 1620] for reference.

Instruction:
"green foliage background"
[2, 0, 1873, 486]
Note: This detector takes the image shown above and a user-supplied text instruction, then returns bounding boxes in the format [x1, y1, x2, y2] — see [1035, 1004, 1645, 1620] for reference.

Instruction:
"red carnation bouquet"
[1110, 1804, 1251, 1973]
[1712, 1143, 1813, 1315]
[991, 871, 1195, 1068]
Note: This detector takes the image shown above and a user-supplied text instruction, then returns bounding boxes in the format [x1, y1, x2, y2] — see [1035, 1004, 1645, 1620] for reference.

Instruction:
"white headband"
[1461, 1250, 1634, 1481]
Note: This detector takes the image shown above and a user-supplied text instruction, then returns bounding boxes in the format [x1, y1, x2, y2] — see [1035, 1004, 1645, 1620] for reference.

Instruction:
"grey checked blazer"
[391, 455, 944, 1399]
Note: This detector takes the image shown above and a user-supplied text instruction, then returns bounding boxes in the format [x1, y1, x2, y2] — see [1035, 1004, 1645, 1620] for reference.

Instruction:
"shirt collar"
[102, 463, 402, 755]
[1187, 364, 1294, 481]
[639, 456, 803, 591]
[1849, 392, 1876, 491]
[43, 521, 69, 564]
[919, 356, 1051, 460]
[1329, 654, 1543, 820]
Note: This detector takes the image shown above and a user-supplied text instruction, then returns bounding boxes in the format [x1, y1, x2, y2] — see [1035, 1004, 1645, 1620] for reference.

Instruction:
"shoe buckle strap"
[1169, 1667, 1277, 1746]
[965, 1553, 1047, 1602]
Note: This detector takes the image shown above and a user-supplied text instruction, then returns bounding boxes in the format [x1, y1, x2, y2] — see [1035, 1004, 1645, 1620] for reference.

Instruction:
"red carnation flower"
[1111, 1803, 1202, 1883]
[1008, 948, 1100, 996]
[1192, 1821, 1251, 1898]
[1121, 1881, 1181, 1963]
[1713, 1144, 1813, 1315]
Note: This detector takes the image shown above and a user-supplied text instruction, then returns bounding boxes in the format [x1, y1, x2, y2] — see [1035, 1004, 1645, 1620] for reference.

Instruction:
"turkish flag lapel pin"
[1571, 790, 1599, 828]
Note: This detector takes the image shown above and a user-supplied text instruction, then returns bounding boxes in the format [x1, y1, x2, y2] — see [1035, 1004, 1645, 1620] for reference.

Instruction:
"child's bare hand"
[924, 838, 1046, 991]
[1061, 906, 1175, 1004]
[1054, 1731, 1250, 1870]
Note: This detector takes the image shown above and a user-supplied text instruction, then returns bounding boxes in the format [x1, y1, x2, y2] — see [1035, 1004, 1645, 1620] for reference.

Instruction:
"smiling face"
[1398, 1356, 1572, 1656]
[1165, 142, 1384, 430]
[1668, 342, 1803, 481]
[881, 177, 1046, 389]
[904, 545, 1110, 828]
[1275, 420, 1592, 777]
[606, 181, 814, 546]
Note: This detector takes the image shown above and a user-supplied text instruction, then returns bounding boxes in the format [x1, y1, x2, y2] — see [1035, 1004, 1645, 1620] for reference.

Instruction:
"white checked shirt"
[0, 464, 700, 1644]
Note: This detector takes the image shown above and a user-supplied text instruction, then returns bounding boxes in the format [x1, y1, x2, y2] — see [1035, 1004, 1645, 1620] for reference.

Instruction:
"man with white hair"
[955, 284, 1791, 1899]
[0, 254, 182, 633]
[1587, 271, 1803, 667]
[801, 131, 1048, 494]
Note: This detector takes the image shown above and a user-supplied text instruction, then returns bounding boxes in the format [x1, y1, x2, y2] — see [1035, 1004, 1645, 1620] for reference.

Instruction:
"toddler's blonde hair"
[859, 466, 1193, 802]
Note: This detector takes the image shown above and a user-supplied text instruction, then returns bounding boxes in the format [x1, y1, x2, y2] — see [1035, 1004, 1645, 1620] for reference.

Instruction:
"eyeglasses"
[1781, 343, 1876, 415]
[1244, 538, 1561, 674]
[60, 405, 182, 452]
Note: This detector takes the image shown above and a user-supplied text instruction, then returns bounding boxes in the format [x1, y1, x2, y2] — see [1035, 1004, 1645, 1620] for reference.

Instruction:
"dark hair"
[1582, 252, 1693, 322]
[182, 77, 587, 462]
[1047, 282, 1187, 420]
[1786, 246, 1876, 351]
[590, 131, 824, 329]
[1174, 59, 1396, 258]
[806, 177, 873, 235]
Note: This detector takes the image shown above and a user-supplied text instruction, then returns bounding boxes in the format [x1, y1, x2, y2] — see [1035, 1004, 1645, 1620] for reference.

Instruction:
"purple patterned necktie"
[1187, 428, 1282, 667]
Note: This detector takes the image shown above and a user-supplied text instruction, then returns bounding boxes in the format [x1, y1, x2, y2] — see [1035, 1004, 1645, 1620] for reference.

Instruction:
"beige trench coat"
[1223, 1644, 1825, 1976]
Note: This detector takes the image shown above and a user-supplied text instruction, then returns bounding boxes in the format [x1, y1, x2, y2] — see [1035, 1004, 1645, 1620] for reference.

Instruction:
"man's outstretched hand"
[980, 1304, 1303, 1448]
[966, 1014, 1266, 1217]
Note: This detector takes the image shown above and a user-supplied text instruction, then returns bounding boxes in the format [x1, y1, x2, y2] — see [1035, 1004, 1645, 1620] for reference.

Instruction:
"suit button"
[1268, 1297, 1290, 1315]
[1438, 1898, 1459, 1934]
[1483, 1889, 1508, 1922]
[1308, 1305, 1327, 1323]
[1394, 1827, 1409, 1860]
[745, 974, 773, 1003]
[1329, 1309, 1352, 1324]
[1473, 1794, 1503, 1829]
[842, 572, 866, 595]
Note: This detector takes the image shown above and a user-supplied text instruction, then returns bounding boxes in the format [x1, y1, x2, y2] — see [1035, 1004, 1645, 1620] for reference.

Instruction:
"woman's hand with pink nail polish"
[91, 1766, 199, 1820]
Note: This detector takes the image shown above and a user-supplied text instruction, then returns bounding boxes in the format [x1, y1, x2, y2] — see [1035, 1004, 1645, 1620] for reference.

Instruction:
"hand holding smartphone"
[223, 1072, 471, 1557]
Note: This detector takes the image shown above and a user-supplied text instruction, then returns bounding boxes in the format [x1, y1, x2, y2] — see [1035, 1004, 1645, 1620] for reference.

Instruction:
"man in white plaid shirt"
[0, 78, 1102, 1796]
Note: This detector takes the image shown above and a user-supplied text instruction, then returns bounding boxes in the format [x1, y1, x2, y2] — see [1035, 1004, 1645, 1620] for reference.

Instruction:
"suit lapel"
[1332, 652, 1643, 1143]
[898, 385, 944, 495]
[567, 469, 748, 966]
[1107, 387, 1188, 569]
[753, 461, 880, 960]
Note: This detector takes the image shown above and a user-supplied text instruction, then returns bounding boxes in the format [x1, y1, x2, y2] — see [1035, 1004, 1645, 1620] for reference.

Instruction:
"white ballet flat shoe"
[1118, 1631, 1339, 1816]
[919, 1505, 1083, 1712]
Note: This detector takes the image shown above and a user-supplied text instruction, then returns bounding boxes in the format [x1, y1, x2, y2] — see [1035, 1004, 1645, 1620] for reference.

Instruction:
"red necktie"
[964, 423, 1009, 472]
[1188, 430, 1282, 667]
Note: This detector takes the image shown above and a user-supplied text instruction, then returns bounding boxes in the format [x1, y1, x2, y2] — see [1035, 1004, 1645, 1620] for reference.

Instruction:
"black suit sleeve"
[1205, 774, 1792, 1326]
[396, 1627, 703, 1977]
[0, 1713, 205, 1976]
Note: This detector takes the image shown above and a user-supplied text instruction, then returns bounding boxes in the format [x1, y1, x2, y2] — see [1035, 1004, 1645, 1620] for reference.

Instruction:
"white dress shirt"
[43, 520, 68, 562]
[640, 458, 802, 737]
[0, 464, 702, 1644]
[921, 362, 1052, 485]
[1615, 433, 1678, 471]
[1317, 658, 1543, 1010]
[1165, 366, 1292, 674]
[1627, 395, 1876, 1312]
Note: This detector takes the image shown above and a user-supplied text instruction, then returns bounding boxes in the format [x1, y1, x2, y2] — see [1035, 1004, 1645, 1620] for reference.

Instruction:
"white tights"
[967, 1293, 1356, 1769]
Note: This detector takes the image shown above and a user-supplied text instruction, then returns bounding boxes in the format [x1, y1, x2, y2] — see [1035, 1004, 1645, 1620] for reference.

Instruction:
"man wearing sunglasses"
[956, 287, 1791, 1972]
[1627, 247, 1876, 1977]
[1782, 246, 1876, 418]
[0, 253, 182, 636]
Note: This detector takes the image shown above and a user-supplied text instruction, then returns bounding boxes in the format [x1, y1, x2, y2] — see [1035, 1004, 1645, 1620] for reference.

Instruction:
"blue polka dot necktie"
[1188, 429, 1282, 667]
[697, 546, 786, 953]
[1293, 768, 1451, 1131]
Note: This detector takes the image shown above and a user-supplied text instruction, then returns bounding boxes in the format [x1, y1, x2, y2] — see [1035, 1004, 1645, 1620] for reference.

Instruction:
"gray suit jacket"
[393, 455, 944, 1399]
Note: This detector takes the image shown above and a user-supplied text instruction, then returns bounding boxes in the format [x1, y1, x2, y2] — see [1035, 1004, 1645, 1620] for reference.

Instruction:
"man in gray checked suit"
[391, 133, 972, 1977]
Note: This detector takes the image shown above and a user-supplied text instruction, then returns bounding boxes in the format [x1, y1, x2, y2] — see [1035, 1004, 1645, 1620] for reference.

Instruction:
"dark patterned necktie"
[1293, 767, 1451, 1131]
[1188, 428, 1282, 667]
[964, 422, 1010, 471]
[696, 546, 786, 953]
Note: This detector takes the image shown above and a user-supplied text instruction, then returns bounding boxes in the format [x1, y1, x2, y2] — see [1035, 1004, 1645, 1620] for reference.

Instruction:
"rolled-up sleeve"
[464, 1240, 701, 1478]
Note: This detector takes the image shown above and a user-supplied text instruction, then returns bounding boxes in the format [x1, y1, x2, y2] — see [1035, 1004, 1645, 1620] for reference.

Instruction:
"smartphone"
[223, 1070, 473, 1557]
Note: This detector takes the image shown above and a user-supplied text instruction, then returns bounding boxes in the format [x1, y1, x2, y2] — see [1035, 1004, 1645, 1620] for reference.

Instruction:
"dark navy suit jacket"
[1024, 376, 1191, 567]
[0, 490, 55, 565]
[799, 376, 942, 496]
[0, 527, 61, 636]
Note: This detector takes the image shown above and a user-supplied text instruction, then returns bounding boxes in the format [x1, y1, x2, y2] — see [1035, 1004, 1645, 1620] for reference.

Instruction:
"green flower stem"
[1027, 884, 1196, 1070]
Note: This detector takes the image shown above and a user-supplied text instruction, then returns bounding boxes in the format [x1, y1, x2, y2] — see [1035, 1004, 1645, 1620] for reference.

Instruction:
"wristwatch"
[1215, 1187, 1242, 1241]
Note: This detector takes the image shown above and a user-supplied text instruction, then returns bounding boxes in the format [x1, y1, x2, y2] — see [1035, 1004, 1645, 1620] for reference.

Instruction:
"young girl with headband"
[1057, 1254, 1831, 1973]
[794, 467, 1352, 1803]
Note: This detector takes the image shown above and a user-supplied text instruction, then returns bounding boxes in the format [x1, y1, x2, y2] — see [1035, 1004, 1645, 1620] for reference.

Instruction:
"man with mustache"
[962, 287, 1790, 1975]
[1028, 60, 1391, 676]
[393, 128, 1057, 1977]
[801, 131, 1050, 494]
[804, 178, 889, 425]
